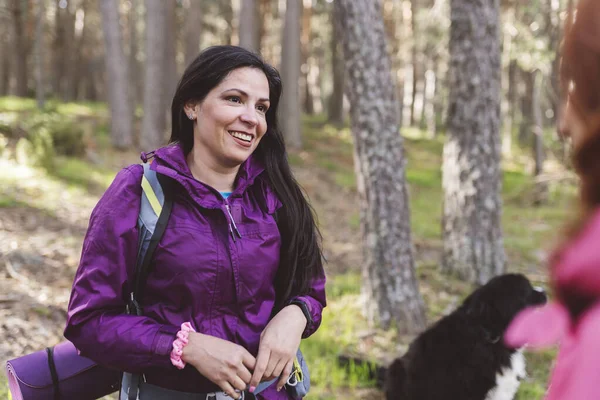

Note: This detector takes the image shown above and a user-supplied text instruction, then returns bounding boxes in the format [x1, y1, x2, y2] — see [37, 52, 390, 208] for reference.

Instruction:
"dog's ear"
[463, 286, 506, 338]
[463, 285, 488, 317]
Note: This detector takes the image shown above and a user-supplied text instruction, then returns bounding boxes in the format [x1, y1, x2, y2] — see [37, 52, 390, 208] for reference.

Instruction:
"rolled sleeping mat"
[5, 340, 121, 400]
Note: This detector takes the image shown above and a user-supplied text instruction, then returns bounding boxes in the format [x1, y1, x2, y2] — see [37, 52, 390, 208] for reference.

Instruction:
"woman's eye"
[257, 105, 268, 113]
[227, 96, 242, 103]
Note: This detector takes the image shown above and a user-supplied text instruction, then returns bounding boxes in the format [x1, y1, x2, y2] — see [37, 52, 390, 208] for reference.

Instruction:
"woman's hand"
[182, 332, 256, 399]
[249, 304, 307, 392]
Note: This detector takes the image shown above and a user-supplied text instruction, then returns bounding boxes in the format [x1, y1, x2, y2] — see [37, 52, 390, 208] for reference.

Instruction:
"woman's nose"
[240, 108, 258, 126]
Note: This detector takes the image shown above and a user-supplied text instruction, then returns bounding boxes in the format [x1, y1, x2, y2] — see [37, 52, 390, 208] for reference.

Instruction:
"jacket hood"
[141, 143, 266, 208]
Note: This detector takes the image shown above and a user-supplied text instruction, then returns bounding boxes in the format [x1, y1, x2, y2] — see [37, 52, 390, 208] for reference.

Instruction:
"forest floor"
[0, 98, 577, 399]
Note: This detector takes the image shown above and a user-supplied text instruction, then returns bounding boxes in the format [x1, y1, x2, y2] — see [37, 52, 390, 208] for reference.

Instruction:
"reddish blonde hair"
[554, 0, 600, 315]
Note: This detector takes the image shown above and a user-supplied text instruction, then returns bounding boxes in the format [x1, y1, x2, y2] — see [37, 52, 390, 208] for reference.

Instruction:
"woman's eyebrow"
[222, 88, 270, 103]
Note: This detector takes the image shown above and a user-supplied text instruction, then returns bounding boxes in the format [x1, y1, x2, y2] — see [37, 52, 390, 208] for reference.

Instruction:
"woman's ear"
[183, 103, 198, 120]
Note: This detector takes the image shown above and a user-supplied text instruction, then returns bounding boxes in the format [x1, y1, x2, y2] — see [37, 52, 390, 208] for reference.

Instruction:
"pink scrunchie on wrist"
[170, 322, 196, 369]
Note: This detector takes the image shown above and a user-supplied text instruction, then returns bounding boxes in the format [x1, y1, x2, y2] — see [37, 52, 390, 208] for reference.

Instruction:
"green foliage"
[15, 129, 56, 169]
[51, 157, 115, 190]
[0, 96, 37, 112]
[21, 113, 86, 157]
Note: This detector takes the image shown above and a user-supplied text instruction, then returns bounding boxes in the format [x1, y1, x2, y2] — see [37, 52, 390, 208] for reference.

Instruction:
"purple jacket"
[64, 144, 326, 399]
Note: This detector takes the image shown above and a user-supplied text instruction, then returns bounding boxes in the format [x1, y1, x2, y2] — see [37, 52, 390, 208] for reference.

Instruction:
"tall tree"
[280, 0, 302, 149]
[532, 69, 547, 205]
[52, 0, 76, 100]
[11, 0, 30, 96]
[327, 3, 344, 126]
[334, 0, 426, 334]
[0, 26, 9, 95]
[129, 0, 141, 105]
[165, 0, 178, 100]
[239, 0, 260, 52]
[34, 0, 45, 109]
[100, 0, 133, 149]
[442, 0, 504, 284]
[183, 0, 203, 67]
[142, 0, 168, 150]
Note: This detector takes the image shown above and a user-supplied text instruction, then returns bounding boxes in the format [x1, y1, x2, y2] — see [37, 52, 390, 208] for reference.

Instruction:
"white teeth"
[229, 131, 252, 142]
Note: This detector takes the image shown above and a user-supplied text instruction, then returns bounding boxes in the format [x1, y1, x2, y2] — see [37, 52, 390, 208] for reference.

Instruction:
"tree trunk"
[300, 0, 314, 115]
[129, 0, 141, 105]
[546, 0, 561, 126]
[279, 0, 302, 149]
[442, 0, 504, 284]
[501, 7, 514, 157]
[52, 0, 66, 96]
[11, 0, 29, 96]
[532, 70, 547, 206]
[72, 1, 90, 101]
[34, 0, 45, 109]
[165, 1, 178, 101]
[62, 5, 76, 100]
[100, 0, 134, 149]
[221, 0, 234, 45]
[334, 0, 426, 334]
[519, 69, 534, 145]
[142, 0, 168, 150]
[239, 0, 260, 52]
[327, 4, 345, 126]
[409, 0, 419, 126]
[0, 28, 9, 95]
[183, 0, 203, 67]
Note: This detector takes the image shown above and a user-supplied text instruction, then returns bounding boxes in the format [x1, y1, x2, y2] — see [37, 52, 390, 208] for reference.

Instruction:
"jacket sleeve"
[64, 165, 179, 373]
[289, 270, 327, 338]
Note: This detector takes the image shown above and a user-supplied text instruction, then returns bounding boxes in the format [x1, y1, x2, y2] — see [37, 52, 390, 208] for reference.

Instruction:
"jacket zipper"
[225, 203, 242, 241]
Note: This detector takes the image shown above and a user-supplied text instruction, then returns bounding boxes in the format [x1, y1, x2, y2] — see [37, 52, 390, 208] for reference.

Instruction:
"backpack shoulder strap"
[127, 162, 173, 316]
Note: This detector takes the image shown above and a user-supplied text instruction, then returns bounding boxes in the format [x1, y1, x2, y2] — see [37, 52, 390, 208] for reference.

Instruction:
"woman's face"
[185, 67, 270, 168]
[560, 95, 588, 150]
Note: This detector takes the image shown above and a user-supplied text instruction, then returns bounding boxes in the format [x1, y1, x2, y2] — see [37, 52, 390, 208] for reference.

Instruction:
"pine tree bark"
[334, 0, 426, 334]
[0, 28, 9, 95]
[239, 0, 260, 52]
[442, 0, 505, 284]
[280, 0, 302, 149]
[100, 0, 134, 149]
[34, 0, 45, 109]
[142, 0, 168, 150]
[327, 4, 344, 126]
[183, 0, 203, 67]
[129, 0, 141, 105]
[11, 0, 29, 96]
[532, 69, 547, 206]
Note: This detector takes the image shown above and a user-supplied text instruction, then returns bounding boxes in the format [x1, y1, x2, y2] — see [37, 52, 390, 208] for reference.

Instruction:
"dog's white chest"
[484, 350, 526, 400]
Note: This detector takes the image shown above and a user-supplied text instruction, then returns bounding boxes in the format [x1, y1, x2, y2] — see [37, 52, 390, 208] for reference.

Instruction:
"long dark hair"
[554, 0, 600, 318]
[170, 45, 324, 307]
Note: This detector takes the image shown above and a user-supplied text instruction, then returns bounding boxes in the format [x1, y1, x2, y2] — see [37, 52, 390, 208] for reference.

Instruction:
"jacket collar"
[143, 143, 266, 208]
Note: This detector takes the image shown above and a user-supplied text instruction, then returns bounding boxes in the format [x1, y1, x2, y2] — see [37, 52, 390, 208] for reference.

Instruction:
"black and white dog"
[385, 273, 547, 400]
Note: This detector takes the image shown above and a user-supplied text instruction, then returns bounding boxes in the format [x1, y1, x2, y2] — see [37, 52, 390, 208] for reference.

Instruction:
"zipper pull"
[225, 204, 242, 239]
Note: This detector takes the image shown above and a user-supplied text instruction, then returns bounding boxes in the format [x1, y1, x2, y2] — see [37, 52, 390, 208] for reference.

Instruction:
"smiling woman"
[183, 68, 271, 183]
[63, 46, 326, 400]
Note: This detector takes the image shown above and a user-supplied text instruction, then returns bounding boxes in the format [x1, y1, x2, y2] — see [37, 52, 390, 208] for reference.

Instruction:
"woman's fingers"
[229, 373, 249, 392]
[277, 359, 294, 391]
[249, 348, 270, 389]
[237, 363, 253, 385]
[218, 381, 242, 400]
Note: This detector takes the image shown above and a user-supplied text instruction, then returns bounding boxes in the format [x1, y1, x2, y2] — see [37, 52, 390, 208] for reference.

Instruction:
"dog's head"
[462, 273, 547, 343]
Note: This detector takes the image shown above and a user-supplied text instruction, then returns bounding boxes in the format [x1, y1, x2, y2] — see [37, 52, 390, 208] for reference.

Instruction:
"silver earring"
[187, 114, 194, 120]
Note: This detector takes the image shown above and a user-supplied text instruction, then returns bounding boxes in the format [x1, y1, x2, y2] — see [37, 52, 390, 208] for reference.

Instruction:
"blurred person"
[505, 1, 600, 398]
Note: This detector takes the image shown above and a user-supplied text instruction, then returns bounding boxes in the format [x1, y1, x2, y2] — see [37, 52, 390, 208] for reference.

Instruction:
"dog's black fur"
[384, 273, 547, 400]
